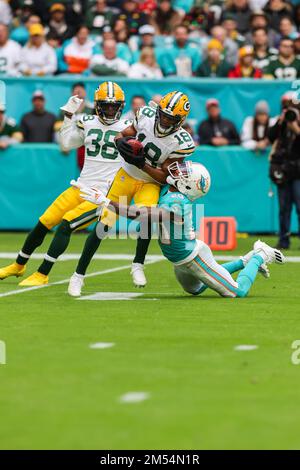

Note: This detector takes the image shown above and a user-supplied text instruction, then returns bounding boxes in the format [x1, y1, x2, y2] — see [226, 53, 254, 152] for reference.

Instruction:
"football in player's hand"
[126, 139, 144, 156]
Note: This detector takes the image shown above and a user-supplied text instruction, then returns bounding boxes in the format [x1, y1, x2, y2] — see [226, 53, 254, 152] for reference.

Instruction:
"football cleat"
[68, 272, 84, 297]
[19, 271, 49, 286]
[241, 250, 270, 278]
[0, 262, 26, 280]
[131, 263, 147, 288]
[253, 240, 285, 265]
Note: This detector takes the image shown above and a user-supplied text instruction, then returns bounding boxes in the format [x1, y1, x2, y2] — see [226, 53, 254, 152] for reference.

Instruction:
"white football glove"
[80, 187, 111, 207]
[70, 179, 86, 190]
[60, 95, 83, 115]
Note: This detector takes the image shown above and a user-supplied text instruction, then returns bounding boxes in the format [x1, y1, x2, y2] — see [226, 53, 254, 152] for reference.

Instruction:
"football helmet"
[167, 161, 211, 201]
[94, 81, 125, 125]
[155, 91, 190, 137]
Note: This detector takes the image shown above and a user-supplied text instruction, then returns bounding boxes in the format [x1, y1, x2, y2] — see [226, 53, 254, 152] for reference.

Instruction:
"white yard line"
[0, 259, 161, 299]
[1, 252, 300, 262]
[0, 252, 164, 262]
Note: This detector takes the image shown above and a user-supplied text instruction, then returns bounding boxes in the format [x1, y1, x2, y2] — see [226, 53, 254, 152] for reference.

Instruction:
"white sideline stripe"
[0, 259, 161, 299]
[1, 252, 300, 262]
[119, 392, 150, 404]
[0, 252, 164, 262]
[89, 342, 115, 349]
[234, 345, 258, 351]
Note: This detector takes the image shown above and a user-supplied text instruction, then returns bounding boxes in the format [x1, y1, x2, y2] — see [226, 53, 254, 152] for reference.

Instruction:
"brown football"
[127, 139, 144, 156]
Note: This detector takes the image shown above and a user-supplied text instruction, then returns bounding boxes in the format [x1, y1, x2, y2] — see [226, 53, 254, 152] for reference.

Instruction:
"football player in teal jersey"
[78, 160, 285, 298]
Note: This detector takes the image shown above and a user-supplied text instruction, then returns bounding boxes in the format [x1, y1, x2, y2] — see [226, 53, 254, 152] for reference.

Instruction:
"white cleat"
[68, 272, 84, 297]
[131, 263, 147, 288]
[241, 250, 270, 278]
[253, 240, 286, 265]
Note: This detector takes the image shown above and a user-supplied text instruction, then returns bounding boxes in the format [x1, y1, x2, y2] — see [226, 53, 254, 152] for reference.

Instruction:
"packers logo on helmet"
[94, 81, 125, 125]
[155, 91, 190, 137]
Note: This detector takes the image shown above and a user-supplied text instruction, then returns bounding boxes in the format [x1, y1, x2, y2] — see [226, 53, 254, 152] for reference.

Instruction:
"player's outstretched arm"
[59, 95, 85, 151]
[79, 186, 180, 223]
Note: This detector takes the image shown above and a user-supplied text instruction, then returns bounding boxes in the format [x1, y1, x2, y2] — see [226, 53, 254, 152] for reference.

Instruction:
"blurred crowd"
[0, 0, 299, 79]
[0, 80, 295, 164]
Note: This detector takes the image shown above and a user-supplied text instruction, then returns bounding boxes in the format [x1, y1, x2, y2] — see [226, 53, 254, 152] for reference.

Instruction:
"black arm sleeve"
[268, 119, 281, 143]
[198, 122, 213, 145]
[227, 122, 240, 145]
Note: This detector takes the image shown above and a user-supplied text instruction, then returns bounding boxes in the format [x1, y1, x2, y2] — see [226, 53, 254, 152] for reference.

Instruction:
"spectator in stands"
[196, 39, 231, 77]
[117, 0, 148, 36]
[10, 14, 42, 47]
[252, 27, 278, 69]
[263, 0, 293, 32]
[241, 100, 272, 150]
[57, 26, 98, 74]
[45, 3, 74, 45]
[0, 23, 21, 76]
[198, 98, 240, 146]
[0, 103, 23, 150]
[210, 25, 238, 65]
[245, 10, 279, 47]
[130, 24, 156, 60]
[278, 16, 298, 40]
[228, 45, 263, 77]
[221, 13, 246, 47]
[150, 0, 182, 35]
[85, 0, 116, 35]
[138, 0, 157, 15]
[20, 90, 56, 143]
[128, 47, 163, 78]
[160, 25, 201, 76]
[263, 36, 300, 78]
[183, 4, 215, 38]
[224, 0, 252, 34]
[90, 38, 129, 76]
[123, 95, 146, 121]
[20, 24, 57, 76]
[113, 18, 130, 43]
[0, 0, 12, 26]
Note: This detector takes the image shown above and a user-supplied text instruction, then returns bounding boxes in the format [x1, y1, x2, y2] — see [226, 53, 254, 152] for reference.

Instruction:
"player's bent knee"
[235, 288, 248, 298]
[39, 215, 56, 231]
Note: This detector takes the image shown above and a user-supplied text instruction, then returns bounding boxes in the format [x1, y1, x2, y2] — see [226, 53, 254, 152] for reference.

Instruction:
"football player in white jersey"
[68, 90, 196, 296]
[0, 81, 131, 286]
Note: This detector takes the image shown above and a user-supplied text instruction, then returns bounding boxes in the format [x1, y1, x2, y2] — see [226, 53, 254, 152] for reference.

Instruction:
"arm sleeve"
[227, 122, 240, 145]
[59, 117, 85, 151]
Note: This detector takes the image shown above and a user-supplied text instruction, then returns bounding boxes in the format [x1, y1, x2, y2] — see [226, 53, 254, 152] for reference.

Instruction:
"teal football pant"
[174, 241, 264, 298]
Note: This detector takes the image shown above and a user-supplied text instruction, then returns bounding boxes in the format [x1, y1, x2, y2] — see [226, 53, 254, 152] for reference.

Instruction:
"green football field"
[0, 231, 300, 450]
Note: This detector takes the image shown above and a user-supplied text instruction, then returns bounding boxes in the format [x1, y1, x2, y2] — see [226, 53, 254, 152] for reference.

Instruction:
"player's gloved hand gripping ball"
[115, 137, 145, 169]
[60, 95, 83, 116]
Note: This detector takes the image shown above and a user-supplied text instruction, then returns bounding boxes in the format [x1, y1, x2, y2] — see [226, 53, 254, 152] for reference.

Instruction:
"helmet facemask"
[154, 107, 183, 137]
[95, 100, 125, 125]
